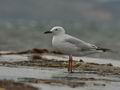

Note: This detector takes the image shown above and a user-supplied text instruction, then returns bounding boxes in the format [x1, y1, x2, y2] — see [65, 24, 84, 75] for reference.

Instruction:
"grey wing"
[64, 35, 97, 51]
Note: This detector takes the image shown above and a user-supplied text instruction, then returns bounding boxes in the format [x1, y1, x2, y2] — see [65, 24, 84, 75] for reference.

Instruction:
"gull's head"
[44, 26, 65, 35]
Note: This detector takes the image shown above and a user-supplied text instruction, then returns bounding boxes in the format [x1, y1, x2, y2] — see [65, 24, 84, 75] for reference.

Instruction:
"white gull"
[44, 26, 110, 72]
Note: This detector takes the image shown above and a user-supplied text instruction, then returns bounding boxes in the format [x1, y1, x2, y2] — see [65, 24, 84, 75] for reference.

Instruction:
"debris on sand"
[0, 54, 120, 76]
[0, 80, 38, 90]
[0, 48, 49, 55]
[76, 62, 120, 75]
[19, 78, 86, 88]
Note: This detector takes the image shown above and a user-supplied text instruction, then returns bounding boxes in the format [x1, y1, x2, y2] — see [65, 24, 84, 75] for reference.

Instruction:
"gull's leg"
[68, 55, 73, 73]
[68, 55, 70, 72]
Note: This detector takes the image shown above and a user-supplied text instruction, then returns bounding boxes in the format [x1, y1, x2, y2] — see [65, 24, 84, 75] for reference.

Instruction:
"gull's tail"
[96, 47, 112, 52]
[95, 47, 118, 54]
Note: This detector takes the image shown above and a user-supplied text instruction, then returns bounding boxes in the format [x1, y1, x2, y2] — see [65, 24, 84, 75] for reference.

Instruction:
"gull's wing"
[64, 34, 97, 51]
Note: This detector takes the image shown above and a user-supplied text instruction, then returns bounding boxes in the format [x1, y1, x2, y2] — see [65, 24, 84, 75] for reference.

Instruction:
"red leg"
[68, 56, 70, 72]
[68, 55, 73, 73]
[68, 61, 70, 72]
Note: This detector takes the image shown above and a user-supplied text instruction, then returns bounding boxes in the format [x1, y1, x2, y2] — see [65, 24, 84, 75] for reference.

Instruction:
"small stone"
[93, 83, 106, 86]
[32, 55, 42, 59]
[79, 59, 84, 62]
[106, 63, 113, 66]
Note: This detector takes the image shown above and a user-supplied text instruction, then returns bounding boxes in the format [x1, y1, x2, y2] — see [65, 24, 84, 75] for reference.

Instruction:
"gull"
[44, 26, 110, 73]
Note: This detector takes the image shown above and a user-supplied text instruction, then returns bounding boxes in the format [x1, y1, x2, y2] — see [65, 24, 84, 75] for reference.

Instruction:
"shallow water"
[0, 66, 64, 80]
[0, 55, 28, 62]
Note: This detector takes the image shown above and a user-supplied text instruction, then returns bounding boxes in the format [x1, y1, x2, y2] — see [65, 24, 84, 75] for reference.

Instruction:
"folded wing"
[64, 35, 97, 51]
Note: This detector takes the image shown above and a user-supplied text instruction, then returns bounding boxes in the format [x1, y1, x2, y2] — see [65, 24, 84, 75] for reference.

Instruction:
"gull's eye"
[55, 29, 58, 31]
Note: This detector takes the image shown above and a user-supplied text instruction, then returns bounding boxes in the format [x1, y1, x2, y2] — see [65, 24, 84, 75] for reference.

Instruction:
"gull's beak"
[44, 31, 52, 34]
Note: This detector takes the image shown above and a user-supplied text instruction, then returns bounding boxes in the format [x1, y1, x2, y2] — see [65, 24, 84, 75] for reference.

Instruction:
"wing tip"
[96, 47, 111, 52]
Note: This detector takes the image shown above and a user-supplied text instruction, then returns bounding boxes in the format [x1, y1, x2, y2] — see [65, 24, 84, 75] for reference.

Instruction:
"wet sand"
[0, 49, 120, 90]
